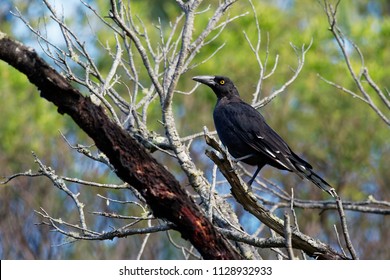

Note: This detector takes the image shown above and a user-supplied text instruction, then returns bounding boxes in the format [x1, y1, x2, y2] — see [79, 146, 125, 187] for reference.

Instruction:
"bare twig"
[333, 224, 347, 258]
[284, 211, 295, 259]
[204, 132, 347, 259]
[3, 0, 388, 260]
[254, 40, 313, 109]
[335, 193, 358, 259]
[32, 152, 88, 233]
[320, 0, 390, 126]
[290, 189, 306, 260]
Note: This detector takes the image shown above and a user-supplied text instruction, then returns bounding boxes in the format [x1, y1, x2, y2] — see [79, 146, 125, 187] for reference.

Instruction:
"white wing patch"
[256, 133, 292, 170]
[264, 147, 276, 158]
[297, 164, 311, 176]
[275, 158, 291, 170]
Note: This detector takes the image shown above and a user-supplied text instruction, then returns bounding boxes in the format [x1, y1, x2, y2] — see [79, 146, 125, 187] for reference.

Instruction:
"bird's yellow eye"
[219, 80, 225, 85]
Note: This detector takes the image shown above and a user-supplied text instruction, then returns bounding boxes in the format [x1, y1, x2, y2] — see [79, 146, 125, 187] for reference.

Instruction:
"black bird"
[193, 75, 335, 197]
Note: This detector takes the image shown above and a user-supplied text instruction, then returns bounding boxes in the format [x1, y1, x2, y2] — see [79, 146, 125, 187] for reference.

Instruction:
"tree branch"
[0, 31, 242, 260]
[321, 0, 390, 126]
[204, 132, 348, 259]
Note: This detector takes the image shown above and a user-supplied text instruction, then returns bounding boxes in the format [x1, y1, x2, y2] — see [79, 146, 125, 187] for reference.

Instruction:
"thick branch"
[0, 32, 242, 260]
[204, 133, 348, 260]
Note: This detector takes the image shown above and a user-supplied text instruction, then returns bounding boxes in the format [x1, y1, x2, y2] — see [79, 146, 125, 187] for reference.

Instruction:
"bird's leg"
[232, 154, 254, 163]
[227, 154, 254, 173]
[247, 165, 261, 186]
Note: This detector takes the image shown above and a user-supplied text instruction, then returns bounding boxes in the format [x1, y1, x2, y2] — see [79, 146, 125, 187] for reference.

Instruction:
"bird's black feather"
[193, 75, 335, 197]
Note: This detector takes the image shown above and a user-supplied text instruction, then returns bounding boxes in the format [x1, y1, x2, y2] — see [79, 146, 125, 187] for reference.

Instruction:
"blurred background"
[0, 0, 389, 259]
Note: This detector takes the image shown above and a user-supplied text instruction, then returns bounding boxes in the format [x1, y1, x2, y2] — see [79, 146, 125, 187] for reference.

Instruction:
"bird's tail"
[295, 164, 336, 197]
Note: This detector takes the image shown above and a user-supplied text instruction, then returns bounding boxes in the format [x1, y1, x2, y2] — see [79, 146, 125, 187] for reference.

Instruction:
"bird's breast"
[213, 105, 258, 163]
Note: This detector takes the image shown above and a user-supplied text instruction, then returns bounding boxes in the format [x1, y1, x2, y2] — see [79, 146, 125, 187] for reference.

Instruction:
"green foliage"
[0, 62, 68, 168]
[1, 0, 389, 259]
[187, 0, 390, 199]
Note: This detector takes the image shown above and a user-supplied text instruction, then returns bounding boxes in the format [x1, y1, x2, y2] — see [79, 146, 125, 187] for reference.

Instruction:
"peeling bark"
[0, 33, 242, 260]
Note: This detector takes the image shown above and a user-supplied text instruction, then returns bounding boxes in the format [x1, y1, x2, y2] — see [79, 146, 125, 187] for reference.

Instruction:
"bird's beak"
[192, 75, 216, 86]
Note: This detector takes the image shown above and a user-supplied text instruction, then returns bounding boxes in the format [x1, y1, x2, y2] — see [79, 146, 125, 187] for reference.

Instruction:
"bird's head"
[192, 75, 239, 98]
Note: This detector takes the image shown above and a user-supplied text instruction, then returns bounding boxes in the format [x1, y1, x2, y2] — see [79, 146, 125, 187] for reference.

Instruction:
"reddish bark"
[0, 34, 242, 260]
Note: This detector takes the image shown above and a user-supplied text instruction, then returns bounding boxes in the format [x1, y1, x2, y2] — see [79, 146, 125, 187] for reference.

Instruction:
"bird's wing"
[224, 100, 312, 172]
[214, 97, 335, 196]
